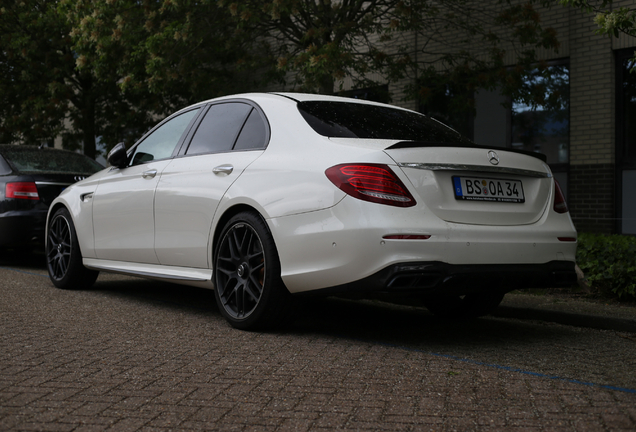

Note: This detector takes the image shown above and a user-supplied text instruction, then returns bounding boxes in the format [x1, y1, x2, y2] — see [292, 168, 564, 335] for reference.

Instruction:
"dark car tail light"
[6, 182, 39, 200]
[553, 179, 568, 214]
[325, 163, 416, 207]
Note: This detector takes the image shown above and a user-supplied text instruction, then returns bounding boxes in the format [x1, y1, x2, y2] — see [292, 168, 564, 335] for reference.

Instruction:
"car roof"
[179, 92, 407, 113]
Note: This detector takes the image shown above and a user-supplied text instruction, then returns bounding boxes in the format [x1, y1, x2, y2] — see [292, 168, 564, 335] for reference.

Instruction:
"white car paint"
[47, 92, 577, 301]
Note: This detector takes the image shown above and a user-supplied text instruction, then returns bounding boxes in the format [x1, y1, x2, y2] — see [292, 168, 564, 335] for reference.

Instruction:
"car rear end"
[266, 95, 577, 300]
[0, 146, 102, 250]
[379, 143, 576, 294]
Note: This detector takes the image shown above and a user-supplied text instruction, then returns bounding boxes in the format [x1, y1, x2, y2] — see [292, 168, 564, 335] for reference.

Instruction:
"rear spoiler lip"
[386, 141, 548, 163]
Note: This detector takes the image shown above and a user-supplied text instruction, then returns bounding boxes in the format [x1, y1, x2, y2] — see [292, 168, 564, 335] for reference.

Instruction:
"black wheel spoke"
[215, 221, 266, 320]
[245, 277, 262, 302]
[46, 214, 73, 281]
[46, 208, 99, 291]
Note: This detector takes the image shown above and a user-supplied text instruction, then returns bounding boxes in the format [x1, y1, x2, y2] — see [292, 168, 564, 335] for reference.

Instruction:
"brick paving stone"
[2, 269, 636, 431]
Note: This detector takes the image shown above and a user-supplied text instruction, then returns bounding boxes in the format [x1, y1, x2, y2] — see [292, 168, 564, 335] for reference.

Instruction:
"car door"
[92, 108, 201, 263]
[154, 101, 269, 268]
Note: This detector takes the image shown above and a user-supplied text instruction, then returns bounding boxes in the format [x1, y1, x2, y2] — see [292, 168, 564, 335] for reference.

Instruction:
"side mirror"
[107, 142, 128, 168]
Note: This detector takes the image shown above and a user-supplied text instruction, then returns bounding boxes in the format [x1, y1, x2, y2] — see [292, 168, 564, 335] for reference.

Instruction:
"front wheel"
[214, 211, 292, 330]
[423, 292, 505, 319]
[46, 207, 98, 290]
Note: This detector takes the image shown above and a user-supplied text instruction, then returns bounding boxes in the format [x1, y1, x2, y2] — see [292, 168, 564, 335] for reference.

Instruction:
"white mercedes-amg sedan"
[46, 92, 577, 329]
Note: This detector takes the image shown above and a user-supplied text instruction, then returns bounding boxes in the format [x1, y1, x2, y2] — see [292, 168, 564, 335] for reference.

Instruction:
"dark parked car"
[0, 145, 103, 252]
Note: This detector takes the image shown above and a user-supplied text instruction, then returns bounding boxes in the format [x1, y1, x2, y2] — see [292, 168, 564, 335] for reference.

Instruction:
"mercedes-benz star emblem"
[488, 150, 500, 165]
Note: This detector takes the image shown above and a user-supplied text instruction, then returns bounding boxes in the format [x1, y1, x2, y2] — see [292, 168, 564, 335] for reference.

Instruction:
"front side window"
[130, 108, 200, 166]
[511, 64, 570, 165]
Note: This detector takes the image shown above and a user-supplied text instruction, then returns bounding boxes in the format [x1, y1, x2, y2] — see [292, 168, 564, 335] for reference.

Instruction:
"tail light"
[553, 179, 568, 214]
[325, 163, 416, 207]
[6, 182, 39, 200]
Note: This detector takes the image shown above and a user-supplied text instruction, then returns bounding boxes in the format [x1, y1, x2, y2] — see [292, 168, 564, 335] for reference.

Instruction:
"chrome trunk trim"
[397, 163, 551, 178]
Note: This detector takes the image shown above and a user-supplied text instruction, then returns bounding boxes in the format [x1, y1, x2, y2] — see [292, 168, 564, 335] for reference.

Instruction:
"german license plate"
[452, 176, 525, 203]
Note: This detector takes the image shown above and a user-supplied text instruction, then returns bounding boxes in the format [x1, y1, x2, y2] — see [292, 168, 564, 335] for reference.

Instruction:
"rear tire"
[213, 211, 292, 330]
[423, 292, 505, 319]
[46, 207, 98, 290]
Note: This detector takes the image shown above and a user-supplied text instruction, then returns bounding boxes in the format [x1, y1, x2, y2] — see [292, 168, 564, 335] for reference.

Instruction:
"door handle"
[213, 164, 234, 175]
[142, 169, 157, 179]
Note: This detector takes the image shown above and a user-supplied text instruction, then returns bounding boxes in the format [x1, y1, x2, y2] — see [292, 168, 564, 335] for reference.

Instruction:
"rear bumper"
[301, 260, 577, 298]
[271, 195, 577, 294]
[0, 210, 47, 247]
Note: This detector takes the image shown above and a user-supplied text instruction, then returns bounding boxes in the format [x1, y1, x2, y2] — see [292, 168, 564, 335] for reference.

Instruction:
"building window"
[511, 63, 570, 166]
[419, 84, 474, 139]
[617, 52, 636, 168]
[616, 50, 636, 234]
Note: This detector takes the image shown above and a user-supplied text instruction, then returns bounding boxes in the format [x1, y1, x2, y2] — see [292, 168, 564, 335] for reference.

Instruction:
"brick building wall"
[569, 164, 616, 233]
[395, 1, 635, 234]
[567, 7, 617, 233]
[275, 1, 636, 234]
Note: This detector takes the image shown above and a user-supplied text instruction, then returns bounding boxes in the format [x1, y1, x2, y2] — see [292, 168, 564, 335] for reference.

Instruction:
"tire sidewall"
[47, 207, 92, 289]
[213, 211, 286, 330]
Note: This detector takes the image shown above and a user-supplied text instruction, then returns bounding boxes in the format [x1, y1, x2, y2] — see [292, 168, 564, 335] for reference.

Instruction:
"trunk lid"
[31, 173, 90, 204]
[385, 144, 553, 226]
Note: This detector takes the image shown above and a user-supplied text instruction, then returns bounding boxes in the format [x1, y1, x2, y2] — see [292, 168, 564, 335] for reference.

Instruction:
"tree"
[61, 0, 269, 152]
[561, 0, 636, 71]
[0, 1, 71, 147]
[219, 0, 561, 110]
[561, 0, 636, 38]
[2, 0, 564, 154]
[0, 0, 255, 156]
[0, 0, 157, 158]
[63, 0, 266, 136]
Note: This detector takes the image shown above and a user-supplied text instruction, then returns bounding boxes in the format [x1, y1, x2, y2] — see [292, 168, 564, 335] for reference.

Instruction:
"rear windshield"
[298, 101, 474, 145]
[1, 147, 103, 174]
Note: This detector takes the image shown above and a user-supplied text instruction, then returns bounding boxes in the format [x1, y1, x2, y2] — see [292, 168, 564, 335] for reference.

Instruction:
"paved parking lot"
[1, 253, 635, 431]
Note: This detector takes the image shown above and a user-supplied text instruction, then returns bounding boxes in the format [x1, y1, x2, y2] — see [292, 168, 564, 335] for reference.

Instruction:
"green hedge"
[576, 233, 636, 299]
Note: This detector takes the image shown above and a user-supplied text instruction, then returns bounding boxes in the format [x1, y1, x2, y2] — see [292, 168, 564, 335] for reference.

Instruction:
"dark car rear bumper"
[303, 261, 577, 298]
[0, 210, 48, 248]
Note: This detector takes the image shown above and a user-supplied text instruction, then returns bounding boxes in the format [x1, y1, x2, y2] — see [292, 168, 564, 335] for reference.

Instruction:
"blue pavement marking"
[0, 266, 49, 278]
[370, 339, 636, 395]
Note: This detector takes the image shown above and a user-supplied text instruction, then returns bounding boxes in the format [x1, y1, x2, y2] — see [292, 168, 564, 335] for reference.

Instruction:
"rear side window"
[0, 155, 12, 175]
[186, 103, 253, 155]
[298, 101, 473, 145]
[234, 109, 268, 150]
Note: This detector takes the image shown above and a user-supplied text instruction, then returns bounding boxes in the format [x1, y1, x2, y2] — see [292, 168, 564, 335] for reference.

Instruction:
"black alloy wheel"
[214, 211, 291, 330]
[46, 207, 98, 289]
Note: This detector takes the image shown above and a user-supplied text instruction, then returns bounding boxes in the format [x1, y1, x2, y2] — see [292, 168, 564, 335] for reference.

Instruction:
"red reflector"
[558, 237, 576, 242]
[6, 182, 39, 200]
[325, 163, 416, 207]
[383, 234, 431, 240]
[553, 180, 568, 214]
